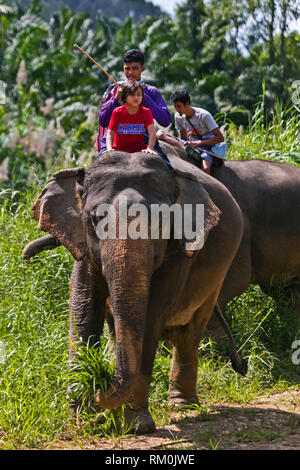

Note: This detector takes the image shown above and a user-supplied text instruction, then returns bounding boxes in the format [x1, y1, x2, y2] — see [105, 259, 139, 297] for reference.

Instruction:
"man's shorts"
[176, 138, 213, 164]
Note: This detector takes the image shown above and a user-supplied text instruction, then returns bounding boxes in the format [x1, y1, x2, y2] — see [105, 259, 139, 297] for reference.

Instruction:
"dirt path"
[50, 388, 300, 450]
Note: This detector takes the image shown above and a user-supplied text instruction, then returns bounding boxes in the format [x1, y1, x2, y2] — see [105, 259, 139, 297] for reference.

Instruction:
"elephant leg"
[123, 372, 157, 434]
[105, 298, 116, 355]
[167, 288, 221, 406]
[122, 316, 164, 434]
[206, 242, 252, 339]
[69, 260, 108, 361]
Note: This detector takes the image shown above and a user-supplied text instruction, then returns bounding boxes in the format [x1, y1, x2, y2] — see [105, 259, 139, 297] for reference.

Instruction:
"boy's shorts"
[176, 138, 213, 164]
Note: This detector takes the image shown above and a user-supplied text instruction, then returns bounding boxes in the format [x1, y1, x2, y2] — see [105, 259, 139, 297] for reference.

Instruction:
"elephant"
[24, 144, 300, 335]
[209, 155, 300, 335]
[26, 149, 244, 433]
[165, 146, 300, 335]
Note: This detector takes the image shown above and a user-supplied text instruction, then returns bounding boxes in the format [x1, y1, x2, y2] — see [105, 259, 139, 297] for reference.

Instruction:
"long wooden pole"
[74, 44, 120, 87]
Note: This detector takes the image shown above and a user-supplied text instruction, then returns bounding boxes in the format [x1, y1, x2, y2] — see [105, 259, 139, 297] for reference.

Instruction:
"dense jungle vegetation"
[0, 0, 299, 448]
[0, 0, 299, 187]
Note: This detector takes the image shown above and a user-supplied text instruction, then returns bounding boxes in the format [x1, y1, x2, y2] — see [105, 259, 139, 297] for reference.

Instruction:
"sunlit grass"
[225, 100, 300, 165]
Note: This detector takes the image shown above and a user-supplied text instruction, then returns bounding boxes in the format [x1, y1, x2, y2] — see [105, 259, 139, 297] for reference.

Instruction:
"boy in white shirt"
[157, 89, 225, 174]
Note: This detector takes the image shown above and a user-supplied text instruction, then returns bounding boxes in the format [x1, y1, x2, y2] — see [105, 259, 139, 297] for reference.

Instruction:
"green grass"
[0, 195, 71, 448]
[225, 99, 300, 165]
[0, 103, 300, 448]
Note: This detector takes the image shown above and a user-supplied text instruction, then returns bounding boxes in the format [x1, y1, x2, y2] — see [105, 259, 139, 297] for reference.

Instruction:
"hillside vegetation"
[15, 0, 163, 22]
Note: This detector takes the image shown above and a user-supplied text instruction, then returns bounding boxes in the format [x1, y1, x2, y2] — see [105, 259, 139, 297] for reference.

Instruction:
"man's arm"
[99, 85, 122, 128]
[186, 128, 224, 148]
[179, 129, 188, 141]
[142, 87, 171, 127]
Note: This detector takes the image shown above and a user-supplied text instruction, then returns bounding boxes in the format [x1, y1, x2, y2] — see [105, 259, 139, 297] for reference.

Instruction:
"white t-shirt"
[175, 107, 218, 141]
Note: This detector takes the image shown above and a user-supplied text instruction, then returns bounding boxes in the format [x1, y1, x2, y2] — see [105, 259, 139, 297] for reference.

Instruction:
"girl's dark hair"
[121, 81, 144, 103]
[170, 89, 191, 105]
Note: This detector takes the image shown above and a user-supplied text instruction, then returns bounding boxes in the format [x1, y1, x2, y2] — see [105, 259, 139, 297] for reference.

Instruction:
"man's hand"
[114, 85, 123, 103]
[184, 140, 202, 148]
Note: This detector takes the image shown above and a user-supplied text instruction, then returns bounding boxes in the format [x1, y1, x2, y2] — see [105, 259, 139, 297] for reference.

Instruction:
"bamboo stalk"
[74, 44, 120, 87]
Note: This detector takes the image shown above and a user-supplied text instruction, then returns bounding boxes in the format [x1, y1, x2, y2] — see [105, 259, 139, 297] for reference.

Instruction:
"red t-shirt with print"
[108, 104, 154, 153]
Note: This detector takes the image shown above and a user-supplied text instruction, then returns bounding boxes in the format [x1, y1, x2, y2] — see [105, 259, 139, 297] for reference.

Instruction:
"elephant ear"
[173, 169, 221, 257]
[32, 168, 86, 261]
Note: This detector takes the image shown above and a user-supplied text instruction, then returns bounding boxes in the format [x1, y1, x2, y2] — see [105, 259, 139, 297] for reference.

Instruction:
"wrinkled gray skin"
[25, 145, 300, 334]
[28, 149, 243, 433]
[208, 155, 300, 335]
[167, 146, 300, 335]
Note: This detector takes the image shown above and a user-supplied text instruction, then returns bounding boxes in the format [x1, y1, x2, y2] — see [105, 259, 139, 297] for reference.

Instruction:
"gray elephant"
[24, 144, 300, 334]
[210, 156, 300, 335]
[165, 146, 300, 334]
[27, 150, 244, 432]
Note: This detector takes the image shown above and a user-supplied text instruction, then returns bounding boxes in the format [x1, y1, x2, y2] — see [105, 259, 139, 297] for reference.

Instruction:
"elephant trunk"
[96, 238, 154, 409]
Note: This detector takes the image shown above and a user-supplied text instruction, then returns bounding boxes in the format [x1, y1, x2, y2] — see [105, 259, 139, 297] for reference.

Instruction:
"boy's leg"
[200, 151, 213, 175]
[185, 145, 213, 175]
[156, 130, 185, 151]
[202, 158, 212, 175]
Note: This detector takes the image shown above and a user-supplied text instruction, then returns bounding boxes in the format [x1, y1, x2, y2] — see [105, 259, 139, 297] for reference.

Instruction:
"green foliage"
[68, 338, 115, 410]
[0, 0, 299, 192]
[0, 193, 72, 447]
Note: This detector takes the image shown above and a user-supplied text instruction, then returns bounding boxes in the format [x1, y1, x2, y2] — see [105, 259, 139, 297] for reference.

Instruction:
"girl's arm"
[106, 128, 115, 151]
[143, 123, 157, 153]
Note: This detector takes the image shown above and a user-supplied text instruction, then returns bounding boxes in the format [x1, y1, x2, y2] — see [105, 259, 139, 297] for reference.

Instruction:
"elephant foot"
[95, 407, 156, 435]
[123, 408, 156, 434]
[168, 390, 199, 408]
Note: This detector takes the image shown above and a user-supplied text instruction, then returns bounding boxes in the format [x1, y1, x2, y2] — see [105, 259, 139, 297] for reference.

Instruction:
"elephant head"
[31, 152, 221, 409]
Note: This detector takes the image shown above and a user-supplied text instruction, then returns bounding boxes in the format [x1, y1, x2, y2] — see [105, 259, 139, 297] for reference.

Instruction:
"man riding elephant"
[96, 48, 173, 169]
[157, 89, 226, 175]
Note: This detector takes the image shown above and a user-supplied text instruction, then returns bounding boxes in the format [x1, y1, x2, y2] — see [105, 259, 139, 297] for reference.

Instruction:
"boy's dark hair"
[123, 49, 144, 65]
[121, 81, 144, 103]
[170, 89, 191, 105]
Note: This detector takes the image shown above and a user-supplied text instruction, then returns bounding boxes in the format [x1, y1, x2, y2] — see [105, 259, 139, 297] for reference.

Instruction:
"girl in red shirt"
[104, 82, 157, 154]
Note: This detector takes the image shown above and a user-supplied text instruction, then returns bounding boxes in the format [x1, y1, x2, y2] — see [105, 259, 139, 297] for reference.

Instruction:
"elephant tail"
[214, 302, 248, 376]
[23, 235, 61, 260]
